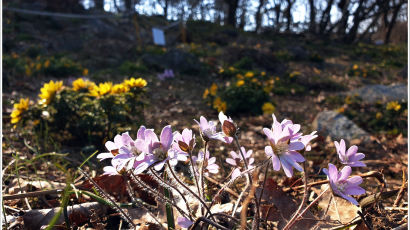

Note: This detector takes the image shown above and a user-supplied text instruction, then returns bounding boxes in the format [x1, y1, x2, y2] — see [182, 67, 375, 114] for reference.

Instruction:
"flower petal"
[339, 166, 352, 181]
[288, 142, 304, 151]
[160, 125, 173, 150]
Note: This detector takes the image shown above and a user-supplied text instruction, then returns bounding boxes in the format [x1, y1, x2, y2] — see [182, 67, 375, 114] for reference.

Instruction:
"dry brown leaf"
[22, 202, 107, 230]
[7, 178, 65, 195]
[256, 178, 317, 229]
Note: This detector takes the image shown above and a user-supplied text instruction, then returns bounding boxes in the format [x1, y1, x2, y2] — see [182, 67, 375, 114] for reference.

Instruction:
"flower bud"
[178, 141, 189, 152]
[222, 120, 236, 137]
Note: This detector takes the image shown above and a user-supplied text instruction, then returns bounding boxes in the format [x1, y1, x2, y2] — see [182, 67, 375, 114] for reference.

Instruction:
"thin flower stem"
[165, 161, 215, 221]
[200, 141, 208, 215]
[149, 168, 193, 220]
[283, 161, 310, 230]
[284, 185, 330, 230]
[255, 161, 271, 229]
[188, 149, 202, 201]
[129, 171, 190, 220]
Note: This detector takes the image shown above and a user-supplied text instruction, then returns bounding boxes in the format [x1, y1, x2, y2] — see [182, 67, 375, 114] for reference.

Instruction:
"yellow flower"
[236, 80, 245, 87]
[386, 101, 401, 111]
[376, 112, 383, 119]
[39, 80, 63, 105]
[35, 63, 42, 71]
[203, 88, 209, 99]
[344, 96, 352, 105]
[89, 82, 113, 97]
[352, 64, 359, 70]
[111, 83, 129, 94]
[245, 72, 254, 78]
[210, 83, 218, 96]
[82, 68, 89, 76]
[10, 98, 30, 124]
[219, 68, 225, 74]
[338, 107, 345, 113]
[123, 77, 147, 88]
[72, 78, 96, 91]
[262, 102, 275, 115]
[213, 97, 226, 113]
[25, 66, 32, 76]
[236, 74, 243, 79]
[228, 66, 235, 72]
[261, 71, 266, 76]
[263, 86, 273, 93]
[275, 77, 280, 81]
[44, 60, 50, 68]
[289, 71, 301, 78]
[11, 52, 18, 59]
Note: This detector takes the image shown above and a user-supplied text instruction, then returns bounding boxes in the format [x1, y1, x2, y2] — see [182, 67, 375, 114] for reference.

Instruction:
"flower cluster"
[89, 77, 147, 97]
[323, 139, 366, 205]
[157, 69, 175, 80]
[263, 113, 317, 177]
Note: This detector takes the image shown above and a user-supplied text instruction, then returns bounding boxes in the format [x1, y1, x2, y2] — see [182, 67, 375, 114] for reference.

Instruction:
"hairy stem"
[166, 162, 215, 221]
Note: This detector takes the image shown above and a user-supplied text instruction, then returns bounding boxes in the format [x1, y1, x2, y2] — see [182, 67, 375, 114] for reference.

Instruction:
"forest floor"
[2, 10, 408, 229]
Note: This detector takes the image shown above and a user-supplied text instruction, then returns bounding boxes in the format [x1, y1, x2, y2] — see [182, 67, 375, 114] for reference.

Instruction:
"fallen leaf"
[23, 202, 107, 230]
[7, 178, 65, 195]
[256, 178, 317, 229]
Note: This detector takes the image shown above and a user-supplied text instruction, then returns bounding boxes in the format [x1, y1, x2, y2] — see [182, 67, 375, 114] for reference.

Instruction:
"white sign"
[152, 28, 166, 46]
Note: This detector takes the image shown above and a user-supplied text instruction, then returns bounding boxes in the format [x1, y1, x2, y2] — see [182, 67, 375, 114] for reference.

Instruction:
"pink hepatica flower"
[172, 128, 196, 153]
[157, 69, 174, 81]
[263, 113, 307, 177]
[226, 147, 254, 179]
[194, 116, 232, 144]
[133, 125, 188, 174]
[177, 216, 193, 229]
[192, 150, 219, 176]
[97, 132, 134, 161]
[335, 139, 366, 167]
[323, 163, 365, 205]
[300, 131, 318, 151]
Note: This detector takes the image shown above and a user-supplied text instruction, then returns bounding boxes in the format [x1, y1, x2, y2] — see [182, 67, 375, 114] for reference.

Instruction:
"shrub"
[10, 77, 148, 149]
[203, 71, 272, 115]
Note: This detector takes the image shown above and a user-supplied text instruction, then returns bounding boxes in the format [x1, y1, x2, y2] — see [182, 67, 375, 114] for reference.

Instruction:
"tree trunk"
[336, 0, 350, 36]
[308, 0, 316, 33]
[224, 0, 240, 27]
[285, 0, 293, 32]
[385, 0, 405, 44]
[318, 0, 334, 34]
[255, 0, 265, 33]
[94, 0, 104, 11]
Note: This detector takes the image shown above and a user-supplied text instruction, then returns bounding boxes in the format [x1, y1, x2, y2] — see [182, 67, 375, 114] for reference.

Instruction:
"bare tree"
[223, 0, 240, 27]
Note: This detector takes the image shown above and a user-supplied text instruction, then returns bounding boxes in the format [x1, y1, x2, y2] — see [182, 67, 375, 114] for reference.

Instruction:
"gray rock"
[346, 84, 407, 103]
[313, 110, 370, 143]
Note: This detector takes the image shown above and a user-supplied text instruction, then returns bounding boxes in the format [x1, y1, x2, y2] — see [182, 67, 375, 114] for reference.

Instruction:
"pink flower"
[172, 128, 196, 153]
[194, 116, 232, 143]
[97, 132, 134, 161]
[157, 69, 175, 81]
[323, 163, 365, 205]
[263, 114, 306, 177]
[177, 216, 193, 229]
[226, 147, 254, 179]
[300, 131, 318, 151]
[334, 139, 366, 167]
[192, 150, 219, 176]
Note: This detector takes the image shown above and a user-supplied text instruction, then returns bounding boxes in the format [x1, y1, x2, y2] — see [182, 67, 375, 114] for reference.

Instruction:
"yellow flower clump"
[262, 102, 275, 115]
[39, 80, 63, 105]
[352, 64, 359, 70]
[213, 97, 227, 113]
[209, 83, 218, 96]
[111, 83, 130, 94]
[123, 77, 147, 89]
[386, 101, 401, 111]
[72, 78, 96, 91]
[203, 88, 209, 99]
[89, 82, 113, 97]
[236, 80, 245, 87]
[245, 71, 254, 78]
[10, 98, 30, 124]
